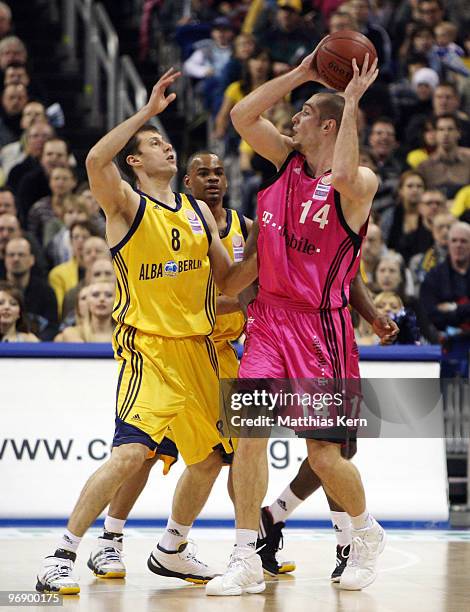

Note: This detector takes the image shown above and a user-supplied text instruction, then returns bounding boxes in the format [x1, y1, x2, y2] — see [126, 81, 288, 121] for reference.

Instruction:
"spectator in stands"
[44, 195, 90, 268]
[214, 33, 257, 115]
[431, 21, 470, 77]
[368, 117, 404, 214]
[1, 102, 48, 179]
[0, 185, 14, 215]
[0, 210, 17, 276]
[373, 251, 438, 342]
[406, 82, 470, 149]
[361, 223, 387, 284]
[451, 185, 470, 221]
[0, 2, 12, 41]
[401, 188, 448, 262]
[398, 25, 440, 76]
[392, 64, 438, 139]
[75, 183, 105, 237]
[6, 118, 52, 193]
[48, 220, 93, 317]
[255, 0, 311, 75]
[3, 61, 47, 103]
[328, 9, 357, 33]
[60, 238, 110, 323]
[417, 114, 470, 199]
[55, 281, 115, 343]
[416, 0, 445, 30]
[183, 16, 235, 114]
[346, 0, 392, 76]
[27, 166, 77, 245]
[54, 284, 90, 341]
[0, 36, 27, 72]
[214, 47, 273, 141]
[0, 83, 28, 147]
[374, 290, 421, 344]
[407, 118, 437, 168]
[4, 236, 58, 340]
[410, 210, 456, 293]
[0, 281, 39, 342]
[420, 222, 470, 347]
[381, 170, 425, 251]
[16, 137, 69, 226]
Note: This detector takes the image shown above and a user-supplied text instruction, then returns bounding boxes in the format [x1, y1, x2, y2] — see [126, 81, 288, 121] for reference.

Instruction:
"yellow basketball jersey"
[111, 191, 215, 337]
[212, 208, 248, 343]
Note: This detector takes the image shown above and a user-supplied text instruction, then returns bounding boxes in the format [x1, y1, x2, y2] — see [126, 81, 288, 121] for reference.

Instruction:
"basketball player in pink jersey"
[206, 52, 383, 596]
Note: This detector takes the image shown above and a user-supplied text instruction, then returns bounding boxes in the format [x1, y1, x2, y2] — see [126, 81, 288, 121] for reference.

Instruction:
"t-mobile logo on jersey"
[262, 211, 273, 225]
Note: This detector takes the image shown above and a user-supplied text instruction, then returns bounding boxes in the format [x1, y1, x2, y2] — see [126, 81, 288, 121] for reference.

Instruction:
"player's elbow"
[85, 149, 101, 171]
[230, 103, 250, 130]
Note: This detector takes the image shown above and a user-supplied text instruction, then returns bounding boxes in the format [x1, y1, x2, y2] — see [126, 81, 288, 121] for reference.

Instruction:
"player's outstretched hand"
[343, 53, 378, 102]
[298, 43, 328, 87]
[372, 315, 399, 345]
[146, 68, 181, 116]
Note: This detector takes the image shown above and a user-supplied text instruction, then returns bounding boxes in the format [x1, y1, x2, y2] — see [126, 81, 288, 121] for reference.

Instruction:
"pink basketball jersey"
[257, 151, 367, 310]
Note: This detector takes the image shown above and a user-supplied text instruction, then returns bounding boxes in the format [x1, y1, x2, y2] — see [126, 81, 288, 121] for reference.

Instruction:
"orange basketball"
[313, 30, 378, 91]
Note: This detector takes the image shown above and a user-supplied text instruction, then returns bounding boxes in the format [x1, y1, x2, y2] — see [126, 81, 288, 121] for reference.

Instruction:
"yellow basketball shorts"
[215, 340, 240, 379]
[112, 324, 233, 466]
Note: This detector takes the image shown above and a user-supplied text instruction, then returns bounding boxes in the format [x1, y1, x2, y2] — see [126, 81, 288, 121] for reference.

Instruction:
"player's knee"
[307, 442, 340, 478]
[110, 444, 148, 473]
[234, 437, 268, 460]
[189, 450, 223, 479]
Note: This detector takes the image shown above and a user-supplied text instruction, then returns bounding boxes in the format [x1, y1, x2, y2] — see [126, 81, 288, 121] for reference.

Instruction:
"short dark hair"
[0, 185, 14, 195]
[70, 220, 96, 237]
[371, 116, 395, 129]
[186, 150, 221, 173]
[435, 81, 459, 97]
[433, 113, 460, 129]
[313, 93, 345, 131]
[418, 0, 443, 8]
[115, 123, 160, 184]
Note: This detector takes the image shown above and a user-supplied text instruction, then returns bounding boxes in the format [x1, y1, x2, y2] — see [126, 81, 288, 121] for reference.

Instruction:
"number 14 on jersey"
[299, 201, 330, 229]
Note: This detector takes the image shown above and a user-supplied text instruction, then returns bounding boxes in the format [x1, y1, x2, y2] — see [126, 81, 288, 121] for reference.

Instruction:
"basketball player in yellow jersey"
[82, 152, 253, 580]
[184, 151, 252, 378]
[36, 69, 258, 595]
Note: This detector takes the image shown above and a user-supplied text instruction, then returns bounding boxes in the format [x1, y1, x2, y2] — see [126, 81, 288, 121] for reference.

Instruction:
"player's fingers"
[352, 57, 359, 75]
[362, 52, 369, 75]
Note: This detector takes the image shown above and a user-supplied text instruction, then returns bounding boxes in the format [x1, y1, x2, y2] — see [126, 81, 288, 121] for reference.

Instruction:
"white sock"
[104, 515, 126, 535]
[330, 511, 352, 546]
[57, 529, 81, 554]
[235, 528, 257, 550]
[159, 517, 191, 551]
[350, 509, 373, 530]
[269, 486, 303, 524]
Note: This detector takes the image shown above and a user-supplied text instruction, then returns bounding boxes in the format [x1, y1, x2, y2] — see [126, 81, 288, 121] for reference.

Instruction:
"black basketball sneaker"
[257, 507, 296, 576]
[331, 544, 351, 582]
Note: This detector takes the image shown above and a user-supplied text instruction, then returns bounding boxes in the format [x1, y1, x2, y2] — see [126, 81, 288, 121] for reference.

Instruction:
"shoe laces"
[45, 561, 73, 582]
[348, 535, 373, 567]
[227, 546, 262, 574]
[96, 546, 123, 563]
[265, 522, 284, 554]
[180, 539, 208, 568]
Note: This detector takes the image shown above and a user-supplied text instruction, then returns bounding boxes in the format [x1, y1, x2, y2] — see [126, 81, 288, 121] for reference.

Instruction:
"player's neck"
[137, 177, 174, 206]
[304, 144, 334, 178]
[209, 203, 226, 230]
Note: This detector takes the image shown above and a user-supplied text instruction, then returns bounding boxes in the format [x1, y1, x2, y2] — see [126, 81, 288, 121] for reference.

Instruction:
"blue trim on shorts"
[112, 418, 178, 459]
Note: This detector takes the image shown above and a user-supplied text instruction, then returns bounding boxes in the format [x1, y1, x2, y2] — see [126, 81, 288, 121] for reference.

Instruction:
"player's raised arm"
[85, 68, 180, 217]
[230, 49, 325, 170]
[196, 200, 258, 296]
[331, 55, 379, 204]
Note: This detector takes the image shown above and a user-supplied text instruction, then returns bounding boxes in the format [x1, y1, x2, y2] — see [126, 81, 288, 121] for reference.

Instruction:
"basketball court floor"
[1, 527, 469, 611]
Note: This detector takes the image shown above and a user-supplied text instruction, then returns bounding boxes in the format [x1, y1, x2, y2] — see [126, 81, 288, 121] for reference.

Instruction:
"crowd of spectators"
[0, 0, 469, 361]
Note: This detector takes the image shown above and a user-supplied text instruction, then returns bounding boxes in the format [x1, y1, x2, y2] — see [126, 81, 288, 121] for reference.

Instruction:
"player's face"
[132, 131, 177, 178]
[0, 291, 20, 328]
[376, 260, 401, 292]
[291, 100, 323, 152]
[186, 154, 227, 206]
[88, 282, 115, 317]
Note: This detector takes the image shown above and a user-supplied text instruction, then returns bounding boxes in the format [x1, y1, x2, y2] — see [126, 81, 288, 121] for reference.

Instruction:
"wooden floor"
[1, 528, 469, 612]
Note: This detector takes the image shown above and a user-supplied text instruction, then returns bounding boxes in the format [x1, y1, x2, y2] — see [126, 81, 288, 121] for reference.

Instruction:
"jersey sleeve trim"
[110, 196, 146, 258]
[236, 210, 249, 241]
[187, 194, 212, 248]
[333, 190, 362, 250]
[258, 150, 297, 192]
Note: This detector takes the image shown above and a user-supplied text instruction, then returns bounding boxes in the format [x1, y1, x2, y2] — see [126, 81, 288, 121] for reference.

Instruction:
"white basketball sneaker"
[206, 546, 266, 596]
[339, 518, 386, 590]
[147, 540, 218, 584]
[36, 550, 80, 594]
[88, 537, 126, 578]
